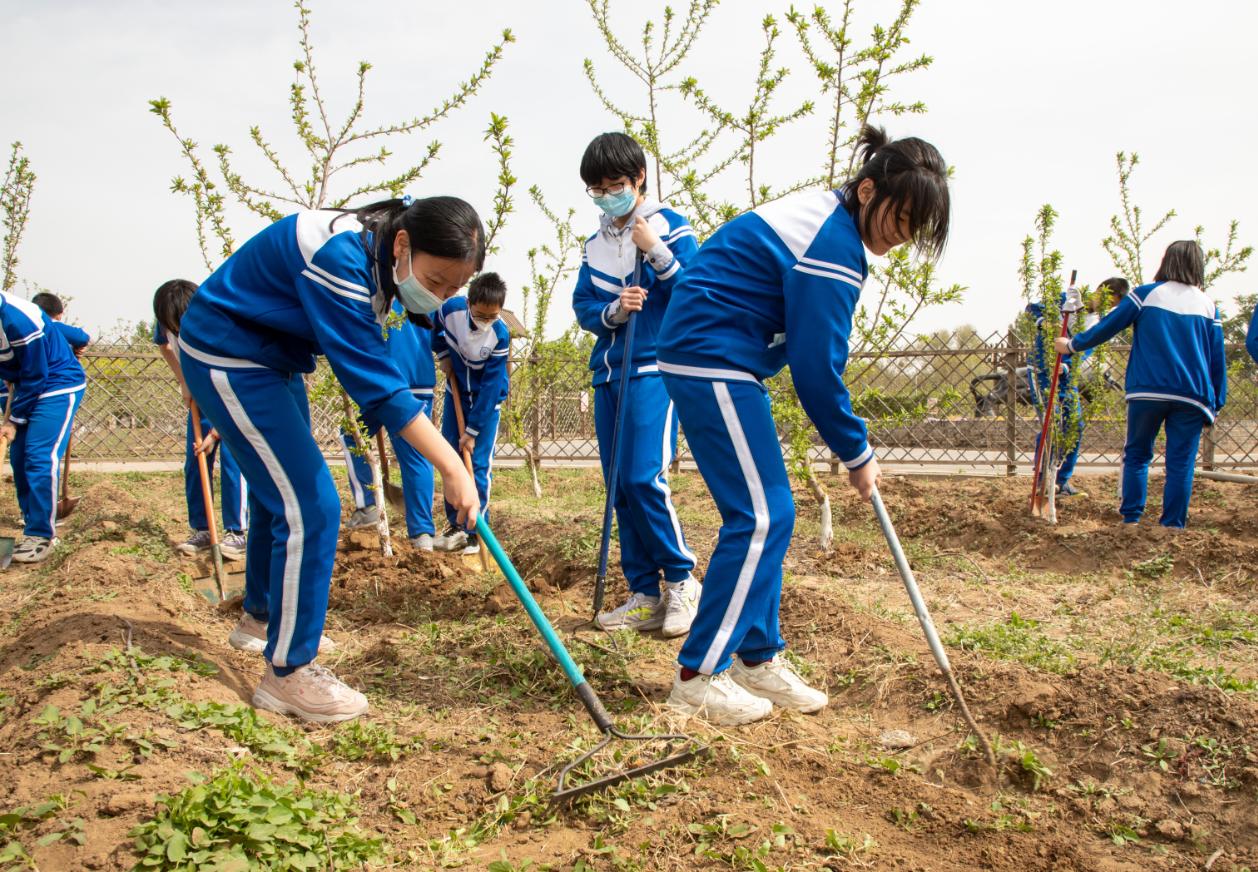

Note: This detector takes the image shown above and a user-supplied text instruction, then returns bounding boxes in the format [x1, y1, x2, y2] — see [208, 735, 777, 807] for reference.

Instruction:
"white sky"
[1, 0, 1253, 340]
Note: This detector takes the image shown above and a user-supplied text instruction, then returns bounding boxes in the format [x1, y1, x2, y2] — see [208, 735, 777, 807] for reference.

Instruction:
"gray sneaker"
[596, 592, 664, 632]
[12, 536, 57, 564]
[176, 529, 213, 555]
[346, 506, 380, 529]
[220, 531, 247, 561]
[433, 527, 468, 552]
[410, 533, 435, 552]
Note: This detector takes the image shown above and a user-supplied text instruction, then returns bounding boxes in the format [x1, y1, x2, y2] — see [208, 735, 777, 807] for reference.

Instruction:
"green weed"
[946, 613, 1076, 674]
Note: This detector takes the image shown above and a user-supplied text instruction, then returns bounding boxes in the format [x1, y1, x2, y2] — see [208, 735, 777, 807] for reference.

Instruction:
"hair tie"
[401, 194, 414, 207]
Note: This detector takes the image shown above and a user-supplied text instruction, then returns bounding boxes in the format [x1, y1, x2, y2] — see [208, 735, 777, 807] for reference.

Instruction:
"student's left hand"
[0, 422, 15, 443]
[194, 429, 220, 455]
[631, 215, 662, 254]
[459, 433, 475, 455]
[1054, 337, 1072, 355]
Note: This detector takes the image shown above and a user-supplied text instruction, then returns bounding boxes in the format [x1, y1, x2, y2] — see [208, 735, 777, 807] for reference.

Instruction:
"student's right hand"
[849, 457, 882, 501]
[620, 285, 648, 313]
[0, 422, 15, 443]
[443, 469, 480, 531]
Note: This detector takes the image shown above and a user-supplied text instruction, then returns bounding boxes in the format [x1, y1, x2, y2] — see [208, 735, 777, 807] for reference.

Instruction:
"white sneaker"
[432, 527, 468, 552]
[730, 655, 828, 713]
[410, 533, 434, 552]
[461, 536, 481, 556]
[595, 592, 664, 632]
[11, 536, 57, 564]
[252, 662, 368, 724]
[220, 531, 247, 561]
[175, 529, 212, 555]
[667, 668, 772, 726]
[345, 506, 379, 530]
[227, 613, 338, 655]
[661, 577, 700, 638]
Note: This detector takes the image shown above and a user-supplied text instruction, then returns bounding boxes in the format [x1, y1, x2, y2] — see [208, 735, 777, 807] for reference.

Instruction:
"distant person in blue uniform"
[431, 272, 511, 556]
[0, 291, 87, 562]
[340, 298, 438, 551]
[656, 126, 951, 725]
[1060, 241, 1227, 528]
[31, 292, 91, 357]
[1247, 305, 1258, 365]
[177, 196, 482, 724]
[151, 280, 248, 560]
[572, 132, 700, 638]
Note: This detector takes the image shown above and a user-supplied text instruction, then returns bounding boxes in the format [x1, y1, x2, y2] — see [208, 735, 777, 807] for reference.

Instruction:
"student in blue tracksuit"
[571, 132, 700, 638]
[151, 280, 249, 560]
[177, 196, 482, 724]
[32, 293, 92, 356]
[1059, 241, 1226, 529]
[656, 126, 951, 725]
[1247, 306, 1258, 365]
[340, 299, 438, 550]
[0, 292, 87, 563]
[430, 273, 510, 555]
[1025, 294, 1086, 496]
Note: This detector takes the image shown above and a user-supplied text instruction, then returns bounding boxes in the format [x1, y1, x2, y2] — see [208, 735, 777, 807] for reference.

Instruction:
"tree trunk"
[341, 392, 392, 556]
[806, 472, 833, 553]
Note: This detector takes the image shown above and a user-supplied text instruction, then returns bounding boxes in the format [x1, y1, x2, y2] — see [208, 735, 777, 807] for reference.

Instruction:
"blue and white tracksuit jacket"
[1068, 280, 1227, 527]
[178, 210, 425, 672]
[154, 322, 248, 534]
[0, 292, 86, 539]
[1247, 306, 1257, 365]
[657, 189, 871, 675]
[432, 296, 510, 532]
[52, 321, 91, 352]
[572, 201, 698, 595]
[341, 300, 437, 539]
[1025, 299, 1089, 487]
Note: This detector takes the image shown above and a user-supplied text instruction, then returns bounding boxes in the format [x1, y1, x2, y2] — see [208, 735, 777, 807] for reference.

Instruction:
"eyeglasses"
[585, 180, 632, 198]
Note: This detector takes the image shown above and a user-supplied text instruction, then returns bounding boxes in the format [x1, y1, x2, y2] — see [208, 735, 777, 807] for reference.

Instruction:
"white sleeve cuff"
[843, 445, 875, 470]
[464, 426, 480, 437]
[645, 240, 674, 270]
[603, 299, 629, 326]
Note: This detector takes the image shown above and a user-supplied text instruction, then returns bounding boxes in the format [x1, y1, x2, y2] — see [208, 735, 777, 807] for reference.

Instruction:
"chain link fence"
[71, 333, 1258, 471]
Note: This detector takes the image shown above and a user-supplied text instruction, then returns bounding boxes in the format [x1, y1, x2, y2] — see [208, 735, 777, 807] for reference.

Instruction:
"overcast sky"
[1, 0, 1253, 341]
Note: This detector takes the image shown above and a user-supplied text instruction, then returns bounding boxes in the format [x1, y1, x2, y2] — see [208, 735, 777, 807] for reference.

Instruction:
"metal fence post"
[1004, 330, 1019, 476]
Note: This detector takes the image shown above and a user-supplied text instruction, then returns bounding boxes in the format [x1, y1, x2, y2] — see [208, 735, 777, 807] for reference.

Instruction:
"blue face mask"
[392, 249, 443, 315]
[593, 188, 637, 218]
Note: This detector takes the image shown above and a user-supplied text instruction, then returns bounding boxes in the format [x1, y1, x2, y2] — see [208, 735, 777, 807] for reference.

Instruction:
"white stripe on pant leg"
[47, 393, 77, 536]
[239, 476, 249, 531]
[211, 370, 305, 667]
[655, 399, 697, 565]
[700, 382, 770, 675]
[340, 433, 367, 509]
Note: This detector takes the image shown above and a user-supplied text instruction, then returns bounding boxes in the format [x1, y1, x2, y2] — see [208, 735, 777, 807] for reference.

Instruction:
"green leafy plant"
[946, 612, 1076, 674]
[1, 141, 36, 292]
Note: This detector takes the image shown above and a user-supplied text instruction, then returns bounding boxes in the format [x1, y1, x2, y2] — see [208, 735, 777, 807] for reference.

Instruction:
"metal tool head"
[56, 496, 80, 521]
[551, 726, 706, 807]
[0, 536, 13, 570]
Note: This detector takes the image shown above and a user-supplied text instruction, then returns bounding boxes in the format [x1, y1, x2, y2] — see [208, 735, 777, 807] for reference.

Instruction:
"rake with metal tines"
[475, 515, 705, 804]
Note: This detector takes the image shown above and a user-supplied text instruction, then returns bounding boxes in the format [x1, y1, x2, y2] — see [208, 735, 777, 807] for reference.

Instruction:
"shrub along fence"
[70, 332, 1257, 472]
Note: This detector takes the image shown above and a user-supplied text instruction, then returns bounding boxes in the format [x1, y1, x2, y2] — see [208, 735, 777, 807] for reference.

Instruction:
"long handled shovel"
[55, 432, 79, 520]
[375, 430, 406, 511]
[188, 402, 244, 604]
[447, 378, 492, 573]
[0, 387, 15, 568]
[870, 487, 996, 766]
[1029, 270, 1078, 517]
[593, 253, 643, 620]
[476, 514, 703, 803]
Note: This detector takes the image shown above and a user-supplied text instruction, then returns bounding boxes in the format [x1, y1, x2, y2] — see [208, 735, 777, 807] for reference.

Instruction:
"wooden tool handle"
[189, 401, 221, 549]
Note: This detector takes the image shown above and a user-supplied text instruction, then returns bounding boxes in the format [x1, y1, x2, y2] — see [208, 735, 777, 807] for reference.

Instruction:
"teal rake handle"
[476, 515, 613, 730]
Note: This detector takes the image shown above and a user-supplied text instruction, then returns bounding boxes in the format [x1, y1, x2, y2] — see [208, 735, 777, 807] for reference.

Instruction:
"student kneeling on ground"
[177, 196, 480, 724]
[1058, 241, 1226, 528]
[572, 131, 700, 638]
[0, 291, 86, 563]
[151, 280, 249, 560]
[655, 126, 951, 725]
[431, 272, 511, 555]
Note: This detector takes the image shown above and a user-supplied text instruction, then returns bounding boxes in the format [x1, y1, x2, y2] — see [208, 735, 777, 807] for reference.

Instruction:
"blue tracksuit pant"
[185, 411, 247, 533]
[10, 388, 83, 539]
[1120, 399, 1205, 528]
[594, 375, 695, 596]
[181, 356, 340, 673]
[340, 395, 435, 539]
[663, 375, 793, 675]
[440, 390, 498, 531]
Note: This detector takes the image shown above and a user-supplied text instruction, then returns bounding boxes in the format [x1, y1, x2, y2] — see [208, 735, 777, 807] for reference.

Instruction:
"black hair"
[468, 272, 507, 308]
[839, 125, 950, 260]
[334, 196, 486, 329]
[1153, 240, 1205, 287]
[1098, 276, 1130, 298]
[152, 279, 199, 336]
[31, 292, 64, 317]
[580, 132, 648, 195]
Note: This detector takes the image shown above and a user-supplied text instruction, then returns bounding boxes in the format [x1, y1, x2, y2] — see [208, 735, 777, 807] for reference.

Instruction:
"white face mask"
[472, 316, 498, 332]
[392, 248, 443, 315]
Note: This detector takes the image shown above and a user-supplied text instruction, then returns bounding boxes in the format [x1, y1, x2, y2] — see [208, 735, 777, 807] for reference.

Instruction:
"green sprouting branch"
[1, 141, 36, 293]
[1101, 152, 1174, 285]
[483, 114, 517, 257]
[1196, 220, 1253, 292]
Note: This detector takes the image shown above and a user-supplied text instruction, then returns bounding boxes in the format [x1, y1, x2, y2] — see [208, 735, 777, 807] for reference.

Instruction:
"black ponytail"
[839, 125, 950, 260]
[332, 196, 486, 327]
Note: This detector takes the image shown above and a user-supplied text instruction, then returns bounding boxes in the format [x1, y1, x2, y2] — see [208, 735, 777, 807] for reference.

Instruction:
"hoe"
[477, 514, 704, 804]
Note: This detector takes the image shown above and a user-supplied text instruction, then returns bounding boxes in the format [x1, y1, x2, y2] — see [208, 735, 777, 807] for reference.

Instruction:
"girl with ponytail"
[654, 125, 951, 726]
[177, 195, 484, 724]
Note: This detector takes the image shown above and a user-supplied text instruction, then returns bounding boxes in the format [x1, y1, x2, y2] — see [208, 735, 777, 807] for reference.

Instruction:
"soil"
[1, 469, 1255, 871]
